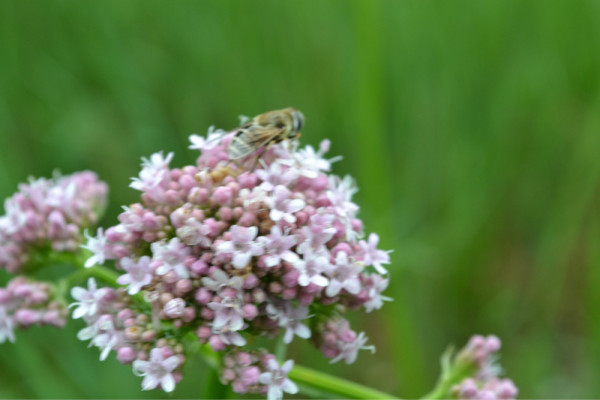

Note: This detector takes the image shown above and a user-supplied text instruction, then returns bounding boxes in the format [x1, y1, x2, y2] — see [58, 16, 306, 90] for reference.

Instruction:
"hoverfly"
[227, 108, 304, 161]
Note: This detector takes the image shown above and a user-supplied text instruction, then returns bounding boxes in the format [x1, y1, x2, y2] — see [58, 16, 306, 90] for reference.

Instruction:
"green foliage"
[1, 0, 600, 398]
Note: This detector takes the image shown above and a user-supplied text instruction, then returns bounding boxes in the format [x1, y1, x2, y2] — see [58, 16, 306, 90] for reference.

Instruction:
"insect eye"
[235, 130, 245, 137]
[276, 122, 285, 129]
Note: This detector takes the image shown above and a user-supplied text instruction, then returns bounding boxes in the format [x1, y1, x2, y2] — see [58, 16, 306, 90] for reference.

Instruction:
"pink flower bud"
[182, 307, 196, 322]
[164, 298, 186, 318]
[221, 368, 236, 383]
[0, 288, 12, 304]
[243, 274, 259, 289]
[232, 380, 249, 394]
[141, 330, 156, 342]
[236, 352, 252, 366]
[241, 366, 260, 385]
[242, 304, 258, 320]
[218, 206, 233, 221]
[15, 309, 40, 326]
[237, 172, 257, 188]
[213, 187, 233, 205]
[197, 326, 212, 339]
[209, 335, 225, 351]
[238, 212, 257, 226]
[179, 174, 195, 191]
[175, 279, 192, 294]
[117, 346, 137, 364]
[282, 270, 300, 287]
[117, 309, 134, 321]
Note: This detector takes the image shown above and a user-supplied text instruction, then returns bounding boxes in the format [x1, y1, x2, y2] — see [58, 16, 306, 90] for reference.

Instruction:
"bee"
[227, 107, 304, 161]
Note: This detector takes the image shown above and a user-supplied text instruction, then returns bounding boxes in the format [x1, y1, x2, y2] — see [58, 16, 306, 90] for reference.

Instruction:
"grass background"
[1, 0, 600, 398]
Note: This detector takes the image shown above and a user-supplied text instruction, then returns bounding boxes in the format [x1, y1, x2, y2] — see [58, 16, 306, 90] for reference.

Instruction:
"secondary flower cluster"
[0, 171, 108, 273]
[0, 276, 67, 343]
[76, 126, 392, 398]
[452, 335, 518, 400]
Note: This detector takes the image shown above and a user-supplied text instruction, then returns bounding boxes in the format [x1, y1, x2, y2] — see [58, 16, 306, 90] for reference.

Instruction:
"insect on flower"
[227, 108, 305, 162]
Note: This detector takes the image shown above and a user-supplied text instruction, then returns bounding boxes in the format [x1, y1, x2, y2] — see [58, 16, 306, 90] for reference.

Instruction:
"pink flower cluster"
[76, 128, 392, 397]
[452, 335, 518, 400]
[0, 276, 67, 343]
[0, 171, 108, 273]
[221, 351, 298, 399]
[70, 278, 185, 390]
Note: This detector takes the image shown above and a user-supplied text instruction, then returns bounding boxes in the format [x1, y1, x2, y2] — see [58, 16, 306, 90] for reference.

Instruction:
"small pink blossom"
[258, 226, 298, 267]
[133, 347, 180, 392]
[117, 256, 153, 295]
[329, 332, 374, 364]
[259, 359, 298, 400]
[216, 226, 264, 269]
[151, 238, 191, 278]
[358, 233, 391, 274]
[70, 278, 110, 320]
[265, 186, 305, 224]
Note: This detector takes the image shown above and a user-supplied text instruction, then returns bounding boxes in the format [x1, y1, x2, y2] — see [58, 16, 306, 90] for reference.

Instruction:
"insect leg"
[250, 147, 268, 171]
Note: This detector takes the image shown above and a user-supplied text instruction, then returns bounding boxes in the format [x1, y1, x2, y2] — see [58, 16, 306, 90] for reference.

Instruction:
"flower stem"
[419, 356, 474, 399]
[289, 364, 400, 399]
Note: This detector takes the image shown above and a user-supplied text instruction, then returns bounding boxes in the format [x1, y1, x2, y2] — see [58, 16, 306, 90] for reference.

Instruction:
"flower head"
[73, 111, 391, 396]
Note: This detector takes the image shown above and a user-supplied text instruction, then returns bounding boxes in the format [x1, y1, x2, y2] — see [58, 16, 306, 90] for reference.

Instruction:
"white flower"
[330, 332, 375, 364]
[296, 213, 336, 255]
[117, 256, 153, 295]
[208, 296, 245, 332]
[176, 218, 211, 246]
[0, 306, 15, 344]
[188, 127, 224, 152]
[325, 251, 362, 297]
[280, 139, 341, 179]
[259, 359, 298, 400]
[293, 250, 330, 287]
[264, 186, 305, 224]
[81, 228, 110, 268]
[69, 278, 109, 320]
[358, 233, 391, 274]
[91, 316, 122, 361]
[133, 347, 180, 392]
[0, 198, 27, 235]
[211, 325, 247, 346]
[130, 151, 173, 202]
[327, 175, 360, 241]
[201, 269, 243, 293]
[267, 302, 311, 344]
[151, 238, 191, 278]
[258, 226, 298, 267]
[255, 161, 299, 192]
[215, 225, 264, 269]
[363, 274, 392, 313]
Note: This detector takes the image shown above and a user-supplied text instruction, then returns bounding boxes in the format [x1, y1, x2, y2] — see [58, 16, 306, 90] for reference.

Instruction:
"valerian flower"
[133, 347, 181, 392]
[70, 278, 110, 320]
[259, 359, 299, 400]
[69, 111, 392, 397]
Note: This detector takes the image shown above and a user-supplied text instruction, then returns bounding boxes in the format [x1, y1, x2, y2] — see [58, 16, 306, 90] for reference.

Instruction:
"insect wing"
[227, 126, 283, 160]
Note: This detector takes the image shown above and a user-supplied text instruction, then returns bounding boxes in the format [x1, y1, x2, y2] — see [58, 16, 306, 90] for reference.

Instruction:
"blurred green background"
[1, 0, 600, 398]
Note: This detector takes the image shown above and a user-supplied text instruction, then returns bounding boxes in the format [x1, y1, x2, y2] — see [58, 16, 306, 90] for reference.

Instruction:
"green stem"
[85, 264, 119, 286]
[289, 364, 400, 399]
[420, 360, 474, 399]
